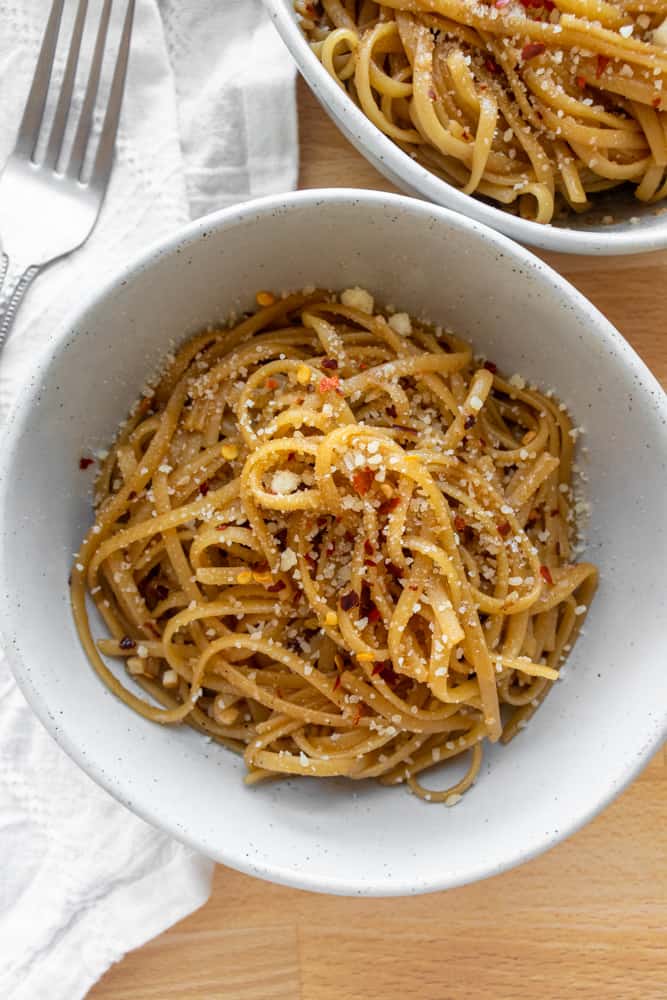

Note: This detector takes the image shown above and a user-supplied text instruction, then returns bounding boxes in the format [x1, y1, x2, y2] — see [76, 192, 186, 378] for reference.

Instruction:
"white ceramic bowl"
[267, 0, 667, 256]
[1, 190, 665, 896]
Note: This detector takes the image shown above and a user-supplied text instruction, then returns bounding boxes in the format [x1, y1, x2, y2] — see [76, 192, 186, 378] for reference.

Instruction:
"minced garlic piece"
[341, 287, 374, 314]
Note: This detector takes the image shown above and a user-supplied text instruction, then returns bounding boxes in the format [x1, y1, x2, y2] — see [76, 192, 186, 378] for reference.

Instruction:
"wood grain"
[90, 77, 667, 1000]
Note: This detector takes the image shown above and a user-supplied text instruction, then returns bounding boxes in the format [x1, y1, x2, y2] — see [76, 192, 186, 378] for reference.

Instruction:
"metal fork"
[0, 0, 135, 355]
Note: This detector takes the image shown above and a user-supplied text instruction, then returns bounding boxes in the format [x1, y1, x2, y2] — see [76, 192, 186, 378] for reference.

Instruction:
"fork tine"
[90, 0, 136, 190]
[66, 0, 112, 181]
[15, 0, 66, 161]
[43, 0, 89, 170]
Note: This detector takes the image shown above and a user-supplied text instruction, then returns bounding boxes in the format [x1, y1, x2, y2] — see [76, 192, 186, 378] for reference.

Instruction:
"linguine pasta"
[296, 0, 667, 223]
[71, 288, 597, 804]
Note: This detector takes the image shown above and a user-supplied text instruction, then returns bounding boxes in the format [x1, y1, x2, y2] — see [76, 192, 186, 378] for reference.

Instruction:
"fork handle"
[0, 263, 40, 357]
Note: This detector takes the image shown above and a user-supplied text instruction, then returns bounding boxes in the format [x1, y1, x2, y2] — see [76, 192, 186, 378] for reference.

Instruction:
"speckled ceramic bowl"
[0, 190, 665, 895]
[267, 0, 667, 255]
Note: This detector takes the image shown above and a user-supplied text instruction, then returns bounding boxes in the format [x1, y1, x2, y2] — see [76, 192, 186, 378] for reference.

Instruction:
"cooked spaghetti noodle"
[296, 0, 667, 222]
[71, 288, 597, 803]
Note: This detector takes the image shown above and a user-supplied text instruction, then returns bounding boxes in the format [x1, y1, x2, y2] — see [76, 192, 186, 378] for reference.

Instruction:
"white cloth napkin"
[0, 2, 297, 997]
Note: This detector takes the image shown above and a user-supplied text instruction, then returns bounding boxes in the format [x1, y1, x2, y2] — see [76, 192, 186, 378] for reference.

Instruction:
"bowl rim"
[1, 187, 666, 896]
[265, 0, 667, 256]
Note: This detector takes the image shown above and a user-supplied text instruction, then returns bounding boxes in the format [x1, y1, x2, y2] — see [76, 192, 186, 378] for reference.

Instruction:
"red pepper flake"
[540, 565, 554, 585]
[276, 687, 284, 700]
[521, 42, 546, 62]
[322, 358, 338, 370]
[352, 705, 364, 726]
[358, 362, 368, 371]
[576, 75, 586, 89]
[216, 523, 230, 531]
[199, 481, 209, 496]
[340, 591, 359, 611]
[352, 467, 375, 496]
[464, 414, 476, 430]
[653, 95, 662, 109]
[428, 87, 437, 100]
[79, 456, 94, 470]
[495, 0, 510, 7]
[326, 544, 335, 556]
[386, 561, 404, 579]
[372, 660, 399, 684]
[305, 552, 317, 567]
[378, 496, 400, 516]
[483, 360, 497, 374]
[485, 58, 499, 74]
[333, 674, 341, 691]
[367, 606, 381, 624]
[267, 580, 286, 592]
[119, 636, 136, 650]
[364, 539, 374, 556]
[265, 377, 279, 390]
[596, 55, 610, 78]
[364, 559, 377, 568]
[454, 515, 467, 533]
[318, 374, 340, 394]
[497, 521, 511, 537]
[386, 404, 397, 418]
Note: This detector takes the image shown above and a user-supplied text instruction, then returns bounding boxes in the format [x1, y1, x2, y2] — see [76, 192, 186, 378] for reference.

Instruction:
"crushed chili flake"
[199, 481, 209, 496]
[483, 360, 497, 374]
[596, 54, 610, 78]
[485, 58, 499, 75]
[322, 358, 338, 370]
[79, 456, 94, 470]
[267, 580, 286, 593]
[265, 377, 279, 390]
[364, 559, 377, 568]
[119, 636, 136, 650]
[653, 95, 662, 109]
[495, 0, 510, 8]
[318, 374, 340, 394]
[464, 415, 475, 430]
[340, 591, 359, 611]
[352, 467, 375, 496]
[428, 87, 437, 100]
[497, 521, 511, 537]
[386, 561, 404, 579]
[367, 606, 381, 624]
[385, 404, 397, 418]
[333, 674, 341, 691]
[378, 496, 400, 516]
[360, 581, 373, 616]
[454, 515, 467, 533]
[576, 75, 586, 89]
[540, 565, 554, 585]
[364, 539, 374, 556]
[521, 42, 546, 61]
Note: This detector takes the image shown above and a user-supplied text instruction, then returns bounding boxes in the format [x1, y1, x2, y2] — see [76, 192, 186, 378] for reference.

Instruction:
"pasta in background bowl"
[0, 190, 665, 895]
[267, 0, 667, 254]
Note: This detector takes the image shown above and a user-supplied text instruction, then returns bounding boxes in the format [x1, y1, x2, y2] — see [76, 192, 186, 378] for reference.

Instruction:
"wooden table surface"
[91, 79, 667, 1000]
